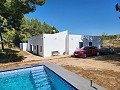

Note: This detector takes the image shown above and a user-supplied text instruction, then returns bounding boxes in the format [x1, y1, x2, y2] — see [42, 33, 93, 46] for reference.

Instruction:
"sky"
[26, 0, 120, 36]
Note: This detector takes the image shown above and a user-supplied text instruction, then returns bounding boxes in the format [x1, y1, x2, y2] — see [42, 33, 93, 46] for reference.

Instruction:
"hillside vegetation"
[0, 0, 59, 49]
[101, 34, 120, 48]
[1, 16, 59, 47]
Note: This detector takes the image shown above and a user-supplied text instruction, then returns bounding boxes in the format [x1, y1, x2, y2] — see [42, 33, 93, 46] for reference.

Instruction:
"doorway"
[79, 42, 83, 48]
[30, 44, 33, 52]
[37, 45, 39, 55]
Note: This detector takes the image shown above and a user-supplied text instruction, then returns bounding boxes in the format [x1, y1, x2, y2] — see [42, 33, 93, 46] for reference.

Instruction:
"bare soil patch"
[63, 65, 120, 90]
[0, 54, 120, 90]
[43, 55, 120, 90]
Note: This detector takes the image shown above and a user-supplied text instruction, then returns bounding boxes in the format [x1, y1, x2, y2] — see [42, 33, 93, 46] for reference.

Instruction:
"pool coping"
[0, 64, 43, 73]
[44, 63, 106, 90]
[0, 63, 106, 90]
[44, 64, 78, 90]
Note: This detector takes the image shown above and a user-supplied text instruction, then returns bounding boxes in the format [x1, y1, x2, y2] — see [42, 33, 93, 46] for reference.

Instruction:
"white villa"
[21, 31, 101, 57]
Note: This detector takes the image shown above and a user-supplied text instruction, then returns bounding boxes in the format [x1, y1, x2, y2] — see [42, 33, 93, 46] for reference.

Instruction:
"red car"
[74, 46, 99, 58]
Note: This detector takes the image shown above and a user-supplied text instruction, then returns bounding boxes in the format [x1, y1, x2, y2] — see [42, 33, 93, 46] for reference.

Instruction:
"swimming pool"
[0, 65, 77, 90]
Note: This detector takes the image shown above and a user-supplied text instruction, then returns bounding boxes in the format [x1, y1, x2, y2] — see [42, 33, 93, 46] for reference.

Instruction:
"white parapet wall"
[67, 34, 82, 55]
[27, 30, 101, 57]
[43, 31, 68, 57]
[19, 43, 28, 51]
[27, 34, 44, 56]
[82, 35, 101, 48]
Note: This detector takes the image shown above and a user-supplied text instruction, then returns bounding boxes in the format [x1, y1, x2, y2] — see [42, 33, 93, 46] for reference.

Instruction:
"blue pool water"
[0, 69, 34, 90]
[0, 65, 77, 90]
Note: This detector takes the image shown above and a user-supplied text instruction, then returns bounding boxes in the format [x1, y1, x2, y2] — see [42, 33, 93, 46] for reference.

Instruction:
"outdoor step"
[34, 77, 49, 84]
[36, 85, 52, 90]
[32, 75, 48, 80]
[35, 80, 51, 88]
[30, 69, 52, 90]
[32, 68, 43, 71]
[32, 72, 46, 76]
[31, 70, 44, 73]
[31, 68, 44, 71]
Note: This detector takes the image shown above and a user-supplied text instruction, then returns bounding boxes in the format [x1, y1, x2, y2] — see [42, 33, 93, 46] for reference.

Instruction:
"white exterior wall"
[82, 35, 101, 48]
[28, 38, 33, 51]
[82, 35, 89, 47]
[19, 43, 28, 51]
[67, 35, 82, 55]
[92, 36, 101, 48]
[43, 31, 68, 57]
[28, 37, 33, 52]
[27, 31, 101, 57]
[28, 34, 44, 56]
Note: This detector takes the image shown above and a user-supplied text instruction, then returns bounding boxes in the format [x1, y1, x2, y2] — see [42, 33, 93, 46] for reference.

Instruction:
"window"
[40, 46, 42, 52]
[34, 46, 36, 49]
[30, 45, 32, 51]
[79, 42, 83, 48]
[89, 42, 92, 46]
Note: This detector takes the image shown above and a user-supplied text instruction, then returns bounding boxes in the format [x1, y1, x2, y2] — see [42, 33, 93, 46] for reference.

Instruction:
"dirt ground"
[47, 56, 120, 90]
[0, 52, 120, 90]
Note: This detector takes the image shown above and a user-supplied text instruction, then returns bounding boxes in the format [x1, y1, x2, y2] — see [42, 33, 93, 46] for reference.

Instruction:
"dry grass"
[102, 40, 120, 48]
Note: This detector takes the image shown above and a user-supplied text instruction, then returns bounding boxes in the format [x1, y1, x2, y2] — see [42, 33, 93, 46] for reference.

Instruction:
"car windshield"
[81, 47, 88, 50]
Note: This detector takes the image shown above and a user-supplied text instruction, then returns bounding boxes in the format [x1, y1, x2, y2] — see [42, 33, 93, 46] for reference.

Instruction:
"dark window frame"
[89, 42, 92, 46]
[79, 42, 83, 48]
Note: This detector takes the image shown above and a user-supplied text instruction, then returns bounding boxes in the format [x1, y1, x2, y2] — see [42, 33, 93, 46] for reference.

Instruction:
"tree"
[12, 17, 59, 46]
[0, 16, 7, 50]
[115, 3, 120, 19]
[3, 28, 16, 47]
[0, 0, 45, 29]
[116, 3, 119, 11]
[52, 26, 59, 33]
[42, 22, 59, 34]
[0, 0, 46, 49]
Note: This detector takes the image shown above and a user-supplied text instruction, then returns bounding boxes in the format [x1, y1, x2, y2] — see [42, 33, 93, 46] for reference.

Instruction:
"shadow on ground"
[0, 48, 24, 63]
[93, 54, 120, 66]
[71, 47, 120, 66]
[94, 47, 120, 63]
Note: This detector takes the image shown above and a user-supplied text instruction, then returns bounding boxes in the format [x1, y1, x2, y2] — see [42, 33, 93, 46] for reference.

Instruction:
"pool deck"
[44, 63, 106, 90]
